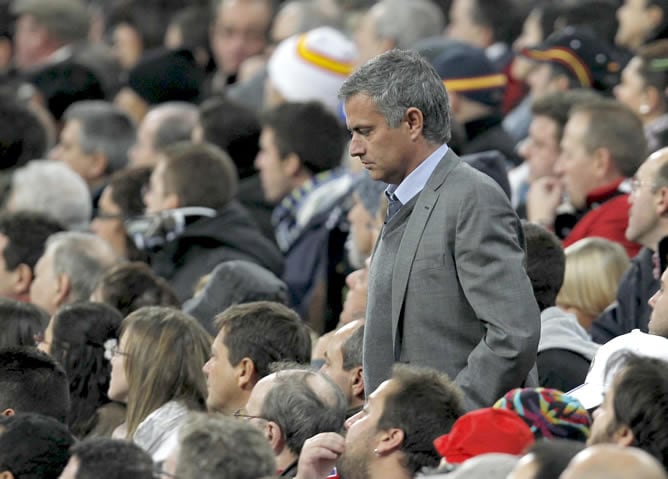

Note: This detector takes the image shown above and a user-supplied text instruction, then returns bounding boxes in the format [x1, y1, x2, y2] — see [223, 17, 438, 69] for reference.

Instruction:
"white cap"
[568, 329, 668, 409]
[267, 26, 357, 113]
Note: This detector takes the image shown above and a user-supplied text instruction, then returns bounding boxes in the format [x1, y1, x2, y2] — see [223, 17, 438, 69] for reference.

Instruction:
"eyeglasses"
[631, 178, 656, 194]
[233, 409, 270, 422]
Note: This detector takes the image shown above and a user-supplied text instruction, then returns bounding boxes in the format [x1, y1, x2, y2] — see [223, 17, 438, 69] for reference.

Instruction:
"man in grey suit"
[339, 49, 540, 410]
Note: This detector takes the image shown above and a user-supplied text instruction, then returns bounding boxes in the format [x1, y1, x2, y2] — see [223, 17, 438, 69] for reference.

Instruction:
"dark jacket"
[460, 114, 522, 167]
[150, 201, 284, 302]
[591, 247, 658, 344]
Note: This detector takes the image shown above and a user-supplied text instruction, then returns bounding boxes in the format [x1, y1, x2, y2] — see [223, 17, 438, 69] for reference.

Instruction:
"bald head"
[560, 445, 668, 479]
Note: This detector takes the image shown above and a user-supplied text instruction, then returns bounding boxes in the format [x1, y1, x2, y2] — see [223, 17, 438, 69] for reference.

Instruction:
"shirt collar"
[386, 144, 449, 205]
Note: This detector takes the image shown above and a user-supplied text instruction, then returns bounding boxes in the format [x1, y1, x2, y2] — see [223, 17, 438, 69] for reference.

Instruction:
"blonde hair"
[121, 306, 212, 437]
[557, 238, 630, 319]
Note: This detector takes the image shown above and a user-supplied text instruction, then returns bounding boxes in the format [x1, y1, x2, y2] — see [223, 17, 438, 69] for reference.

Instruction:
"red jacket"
[563, 179, 641, 258]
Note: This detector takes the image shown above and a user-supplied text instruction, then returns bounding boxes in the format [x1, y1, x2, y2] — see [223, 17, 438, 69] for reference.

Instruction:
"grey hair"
[63, 101, 136, 175]
[339, 49, 451, 144]
[341, 323, 364, 370]
[46, 232, 118, 303]
[9, 160, 92, 230]
[175, 413, 276, 479]
[373, 0, 445, 50]
[150, 102, 200, 151]
[260, 370, 346, 456]
[276, 0, 342, 34]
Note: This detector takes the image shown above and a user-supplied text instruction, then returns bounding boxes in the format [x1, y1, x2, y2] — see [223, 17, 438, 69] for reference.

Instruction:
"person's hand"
[295, 432, 345, 479]
[526, 176, 564, 226]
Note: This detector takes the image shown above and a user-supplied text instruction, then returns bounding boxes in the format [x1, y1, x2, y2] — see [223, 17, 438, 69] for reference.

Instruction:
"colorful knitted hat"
[267, 26, 357, 113]
[493, 387, 591, 442]
[433, 408, 534, 464]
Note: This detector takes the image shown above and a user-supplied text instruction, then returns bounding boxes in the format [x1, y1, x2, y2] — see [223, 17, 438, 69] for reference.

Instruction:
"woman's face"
[614, 56, 651, 118]
[108, 332, 130, 403]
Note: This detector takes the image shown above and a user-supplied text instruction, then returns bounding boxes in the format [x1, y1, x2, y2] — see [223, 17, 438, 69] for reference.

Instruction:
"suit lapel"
[390, 150, 460, 358]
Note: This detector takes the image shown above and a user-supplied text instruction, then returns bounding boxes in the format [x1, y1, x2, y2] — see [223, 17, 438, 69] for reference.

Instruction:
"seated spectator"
[0, 298, 47, 348]
[583, 353, 668, 468]
[557, 238, 630, 332]
[507, 439, 586, 479]
[242, 368, 347, 477]
[183, 261, 288, 332]
[30, 232, 118, 316]
[433, 408, 534, 465]
[433, 42, 520, 167]
[346, 172, 385, 269]
[523, 222, 599, 391]
[203, 301, 311, 414]
[339, 262, 369, 326]
[50, 101, 134, 215]
[561, 444, 668, 479]
[59, 438, 155, 479]
[592, 147, 668, 342]
[108, 307, 211, 460]
[91, 166, 151, 261]
[0, 347, 70, 422]
[194, 96, 274, 239]
[0, 413, 75, 479]
[129, 102, 198, 168]
[298, 365, 465, 479]
[0, 211, 63, 302]
[92, 262, 180, 317]
[615, 40, 668, 153]
[6, 160, 92, 230]
[114, 49, 203, 124]
[494, 388, 592, 442]
[615, 0, 668, 52]
[320, 319, 365, 418]
[266, 26, 356, 113]
[528, 99, 645, 258]
[163, 413, 276, 479]
[39, 302, 124, 438]
[142, 142, 283, 301]
[257, 102, 353, 326]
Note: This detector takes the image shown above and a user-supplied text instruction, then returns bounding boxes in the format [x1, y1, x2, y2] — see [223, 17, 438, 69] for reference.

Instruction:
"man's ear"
[12, 263, 33, 296]
[237, 357, 257, 390]
[163, 193, 181, 210]
[282, 153, 302, 178]
[404, 107, 425, 142]
[614, 424, 635, 447]
[375, 427, 405, 455]
[656, 186, 668, 216]
[0, 470, 15, 479]
[54, 273, 71, 308]
[351, 366, 365, 399]
[89, 152, 109, 180]
[1, 408, 14, 417]
[266, 421, 286, 454]
[592, 147, 613, 178]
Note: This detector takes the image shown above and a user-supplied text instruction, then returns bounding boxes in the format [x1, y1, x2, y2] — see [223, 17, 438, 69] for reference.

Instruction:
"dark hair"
[0, 298, 48, 349]
[522, 222, 565, 311]
[0, 94, 48, 170]
[531, 89, 602, 143]
[377, 365, 465, 474]
[470, 0, 522, 45]
[0, 211, 64, 271]
[214, 301, 311, 379]
[50, 302, 124, 437]
[199, 96, 261, 179]
[95, 262, 180, 316]
[0, 347, 70, 423]
[0, 413, 75, 479]
[260, 101, 345, 175]
[108, 167, 152, 218]
[557, 1, 619, 44]
[70, 438, 155, 479]
[341, 323, 364, 370]
[108, 2, 170, 52]
[160, 142, 239, 210]
[524, 439, 586, 479]
[260, 370, 347, 456]
[168, 6, 212, 59]
[571, 99, 648, 178]
[609, 354, 668, 466]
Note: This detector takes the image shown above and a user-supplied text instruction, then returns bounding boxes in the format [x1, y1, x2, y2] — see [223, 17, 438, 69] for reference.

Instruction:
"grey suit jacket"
[365, 149, 541, 410]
